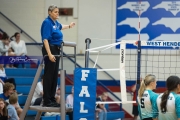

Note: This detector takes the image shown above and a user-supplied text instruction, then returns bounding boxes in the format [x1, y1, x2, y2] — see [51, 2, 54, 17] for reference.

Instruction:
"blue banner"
[116, 0, 180, 49]
[0, 56, 42, 64]
[73, 68, 97, 120]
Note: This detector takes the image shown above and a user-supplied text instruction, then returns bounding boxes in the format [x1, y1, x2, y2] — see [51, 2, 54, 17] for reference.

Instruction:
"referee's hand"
[49, 54, 56, 62]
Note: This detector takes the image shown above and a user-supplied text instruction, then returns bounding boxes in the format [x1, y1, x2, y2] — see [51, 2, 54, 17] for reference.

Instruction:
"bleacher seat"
[41, 115, 69, 120]
[107, 111, 125, 120]
[6, 68, 42, 77]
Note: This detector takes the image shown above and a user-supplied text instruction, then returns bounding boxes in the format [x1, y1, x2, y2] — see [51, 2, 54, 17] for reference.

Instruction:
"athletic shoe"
[43, 102, 60, 107]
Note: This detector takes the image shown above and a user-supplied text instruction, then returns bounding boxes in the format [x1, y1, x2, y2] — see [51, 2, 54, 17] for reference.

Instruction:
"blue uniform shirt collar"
[48, 16, 57, 25]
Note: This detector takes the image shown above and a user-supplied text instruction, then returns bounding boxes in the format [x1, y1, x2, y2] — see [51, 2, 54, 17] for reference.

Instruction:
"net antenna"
[86, 40, 137, 104]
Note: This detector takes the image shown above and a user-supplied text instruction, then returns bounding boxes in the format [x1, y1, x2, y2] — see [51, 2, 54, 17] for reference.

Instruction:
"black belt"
[42, 45, 60, 50]
[49, 44, 61, 47]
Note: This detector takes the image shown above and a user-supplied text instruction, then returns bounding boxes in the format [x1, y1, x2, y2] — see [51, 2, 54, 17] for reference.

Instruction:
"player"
[137, 74, 158, 120]
[155, 75, 180, 120]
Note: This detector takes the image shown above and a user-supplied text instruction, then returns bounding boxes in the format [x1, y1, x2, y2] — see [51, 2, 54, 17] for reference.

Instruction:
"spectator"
[66, 86, 74, 120]
[10, 32, 27, 56]
[7, 93, 19, 120]
[0, 32, 12, 56]
[4, 38, 15, 57]
[0, 98, 8, 120]
[31, 74, 60, 105]
[10, 32, 27, 68]
[4, 42, 15, 68]
[0, 64, 22, 96]
[0, 32, 15, 68]
[96, 92, 108, 120]
[0, 83, 23, 118]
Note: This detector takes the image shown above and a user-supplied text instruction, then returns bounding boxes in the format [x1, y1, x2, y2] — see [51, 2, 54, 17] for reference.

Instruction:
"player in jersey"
[137, 74, 158, 120]
[155, 75, 180, 120]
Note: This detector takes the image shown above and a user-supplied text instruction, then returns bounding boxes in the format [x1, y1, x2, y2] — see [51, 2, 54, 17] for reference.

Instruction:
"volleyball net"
[137, 41, 180, 88]
[86, 40, 180, 104]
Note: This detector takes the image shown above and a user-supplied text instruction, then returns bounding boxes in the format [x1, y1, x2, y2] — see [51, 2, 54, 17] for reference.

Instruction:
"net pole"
[85, 38, 91, 68]
[136, 0, 141, 99]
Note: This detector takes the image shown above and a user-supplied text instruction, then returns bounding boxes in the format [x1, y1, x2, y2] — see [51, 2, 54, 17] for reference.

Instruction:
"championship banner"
[73, 68, 97, 120]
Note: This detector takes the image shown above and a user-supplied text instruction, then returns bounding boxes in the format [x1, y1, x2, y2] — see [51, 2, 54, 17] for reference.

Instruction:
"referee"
[41, 4, 75, 107]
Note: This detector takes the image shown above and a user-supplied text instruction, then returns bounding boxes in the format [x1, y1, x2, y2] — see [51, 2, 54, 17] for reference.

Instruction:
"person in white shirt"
[0, 32, 12, 56]
[31, 74, 60, 105]
[10, 32, 27, 56]
[10, 32, 27, 68]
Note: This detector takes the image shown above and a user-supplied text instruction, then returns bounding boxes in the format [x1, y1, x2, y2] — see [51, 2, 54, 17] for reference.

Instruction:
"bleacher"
[6, 68, 73, 119]
[5, 67, 124, 120]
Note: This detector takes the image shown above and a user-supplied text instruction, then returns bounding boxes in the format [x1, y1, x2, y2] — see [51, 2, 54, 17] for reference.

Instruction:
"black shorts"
[132, 105, 139, 116]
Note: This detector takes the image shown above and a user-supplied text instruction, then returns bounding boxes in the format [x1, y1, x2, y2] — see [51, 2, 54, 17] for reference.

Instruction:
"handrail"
[0, 12, 37, 43]
[65, 73, 74, 81]
[0, 28, 4, 33]
[26, 43, 43, 45]
[63, 52, 82, 68]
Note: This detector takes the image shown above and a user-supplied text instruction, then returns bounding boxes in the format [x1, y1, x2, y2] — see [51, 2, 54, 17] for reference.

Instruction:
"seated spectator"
[4, 38, 15, 68]
[10, 32, 27, 68]
[0, 32, 13, 56]
[0, 83, 23, 117]
[0, 98, 8, 120]
[7, 93, 19, 120]
[4, 38, 15, 56]
[96, 92, 108, 120]
[66, 86, 74, 120]
[10, 32, 27, 56]
[0, 64, 22, 96]
[31, 74, 60, 105]
[0, 32, 15, 68]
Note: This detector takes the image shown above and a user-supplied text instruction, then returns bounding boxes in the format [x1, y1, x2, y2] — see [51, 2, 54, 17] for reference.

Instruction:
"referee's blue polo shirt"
[41, 16, 63, 46]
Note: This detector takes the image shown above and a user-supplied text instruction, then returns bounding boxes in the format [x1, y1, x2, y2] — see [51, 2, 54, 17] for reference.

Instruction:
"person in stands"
[0, 83, 23, 118]
[0, 98, 8, 120]
[10, 32, 27, 68]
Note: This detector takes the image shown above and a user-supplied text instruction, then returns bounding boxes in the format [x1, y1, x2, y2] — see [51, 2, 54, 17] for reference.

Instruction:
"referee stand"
[20, 41, 76, 120]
